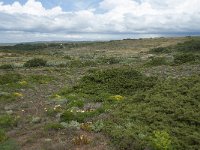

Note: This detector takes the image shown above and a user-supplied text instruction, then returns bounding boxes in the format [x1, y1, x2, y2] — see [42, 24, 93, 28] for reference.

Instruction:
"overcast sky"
[0, 0, 200, 43]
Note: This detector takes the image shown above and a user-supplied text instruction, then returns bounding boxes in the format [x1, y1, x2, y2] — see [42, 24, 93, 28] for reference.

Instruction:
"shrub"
[0, 64, 14, 70]
[150, 47, 172, 53]
[28, 75, 53, 84]
[0, 139, 19, 150]
[67, 100, 84, 108]
[0, 115, 18, 129]
[24, 58, 47, 67]
[0, 73, 22, 85]
[146, 57, 168, 66]
[91, 120, 104, 132]
[175, 40, 200, 52]
[0, 92, 16, 103]
[150, 131, 172, 150]
[60, 111, 74, 122]
[76, 68, 157, 95]
[61, 110, 101, 123]
[44, 123, 64, 131]
[0, 129, 7, 143]
[98, 57, 120, 64]
[173, 53, 200, 64]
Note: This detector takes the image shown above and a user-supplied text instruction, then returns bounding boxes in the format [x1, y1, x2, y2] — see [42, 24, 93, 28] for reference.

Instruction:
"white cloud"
[0, 0, 200, 42]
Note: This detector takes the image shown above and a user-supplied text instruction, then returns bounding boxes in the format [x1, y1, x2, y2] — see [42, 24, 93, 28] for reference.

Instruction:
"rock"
[60, 122, 68, 128]
[44, 138, 52, 142]
[56, 113, 62, 121]
[6, 110, 13, 115]
[4, 104, 16, 111]
[49, 98, 68, 105]
[0, 92, 10, 96]
[32, 117, 41, 124]
[84, 102, 102, 111]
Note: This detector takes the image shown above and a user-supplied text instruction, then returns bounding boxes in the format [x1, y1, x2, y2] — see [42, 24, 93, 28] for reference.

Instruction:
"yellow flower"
[19, 81, 28, 86]
[13, 92, 23, 97]
[110, 95, 124, 101]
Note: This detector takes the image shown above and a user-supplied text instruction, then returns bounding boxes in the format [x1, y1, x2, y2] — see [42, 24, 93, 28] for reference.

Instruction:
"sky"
[0, 0, 200, 43]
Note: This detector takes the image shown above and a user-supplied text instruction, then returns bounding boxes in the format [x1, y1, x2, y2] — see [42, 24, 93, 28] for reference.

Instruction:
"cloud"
[0, 0, 200, 42]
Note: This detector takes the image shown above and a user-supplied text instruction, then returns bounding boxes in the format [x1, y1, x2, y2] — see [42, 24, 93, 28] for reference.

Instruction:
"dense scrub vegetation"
[24, 58, 47, 67]
[150, 39, 200, 54]
[58, 68, 200, 150]
[0, 37, 200, 149]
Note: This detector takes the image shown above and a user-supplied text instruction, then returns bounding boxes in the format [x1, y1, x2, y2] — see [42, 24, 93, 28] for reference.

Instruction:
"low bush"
[44, 123, 64, 131]
[24, 58, 47, 67]
[61, 109, 102, 123]
[0, 115, 18, 129]
[173, 53, 200, 64]
[0, 129, 7, 143]
[59, 68, 200, 149]
[150, 130, 172, 150]
[0, 92, 16, 103]
[0, 64, 14, 70]
[175, 40, 200, 52]
[150, 47, 172, 53]
[145, 57, 168, 66]
[27, 75, 54, 84]
[75, 68, 157, 96]
[0, 73, 22, 85]
[98, 57, 121, 64]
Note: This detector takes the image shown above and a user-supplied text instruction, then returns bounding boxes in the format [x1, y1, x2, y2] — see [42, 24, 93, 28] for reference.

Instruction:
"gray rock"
[6, 110, 13, 115]
[48, 98, 68, 105]
[4, 104, 16, 111]
[32, 117, 41, 124]
[0, 92, 10, 96]
[44, 138, 52, 142]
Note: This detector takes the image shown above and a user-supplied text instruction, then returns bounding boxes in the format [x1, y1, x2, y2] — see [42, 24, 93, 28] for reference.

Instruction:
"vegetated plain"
[0, 36, 200, 150]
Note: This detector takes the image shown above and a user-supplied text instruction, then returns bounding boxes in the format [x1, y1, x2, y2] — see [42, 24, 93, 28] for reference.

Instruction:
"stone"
[32, 117, 41, 124]
[4, 104, 16, 111]
[44, 138, 52, 142]
[6, 110, 13, 115]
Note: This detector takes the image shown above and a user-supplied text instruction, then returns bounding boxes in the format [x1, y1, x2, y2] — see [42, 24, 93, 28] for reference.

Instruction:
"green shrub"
[98, 57, 120, 64]
[145, 57, 168, 66]
[0, 74, 22, 85]
[67, 100, 84, 108]
[76, 68, 157, 96]
[150, 47, 172, 53]
[61, 110, 101, 123]
[173, 53, 200, 64]
[60, 111, 75, 122]
[103, 75, 200, 150]
[28, 75, 54, 84]
[0, 64, 14, 70]
[150, 131, 172, 150]
[63, 55, 72, 60]
[0, 115, 18, 129]
[44, 123, 64, 131]
[91, 120, 104, 132]
[175, 40, 200, 52]
[0, 129, 7, 143]
[0, 139, 20, 150]
[0, 92, 16, 103]
[24, 58, 47, 67]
